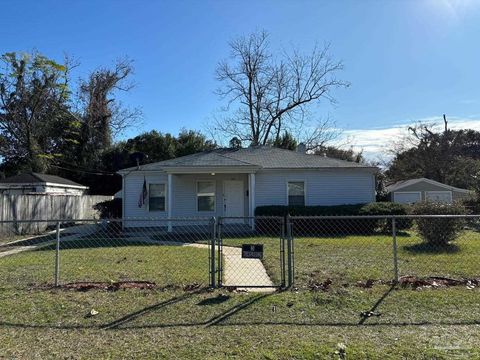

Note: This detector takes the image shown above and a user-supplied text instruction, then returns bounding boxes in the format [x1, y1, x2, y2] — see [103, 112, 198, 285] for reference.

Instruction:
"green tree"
[272, 131, 298, 150]
[125, 130, 177, 163]
[101, 130, 217, 174]
[229, 137, 242, 149]
[175, 129, 216, 157]
[314, 146, 364, 163]
[0, 52, 75, 174]
[386, 121, 480, 189]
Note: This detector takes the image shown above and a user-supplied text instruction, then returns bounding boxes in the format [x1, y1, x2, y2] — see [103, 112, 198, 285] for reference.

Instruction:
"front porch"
[165, 171, 257, 220]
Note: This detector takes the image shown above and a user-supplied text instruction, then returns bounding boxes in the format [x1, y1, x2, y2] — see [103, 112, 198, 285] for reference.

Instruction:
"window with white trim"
[149, 184, 166, 211]
[288, 181, 305, 206]
[197, 181, 215, 212]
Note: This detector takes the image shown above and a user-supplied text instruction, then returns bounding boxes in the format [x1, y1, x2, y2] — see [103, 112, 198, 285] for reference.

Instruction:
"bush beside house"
[93, 198, 122, 218]
[359, 202, 412, 232]
[411, 202, 467, 246]
[255, 202, 411, 235]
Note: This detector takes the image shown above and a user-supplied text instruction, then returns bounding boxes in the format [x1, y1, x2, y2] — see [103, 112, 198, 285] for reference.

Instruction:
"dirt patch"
[59, 281, 157, 291]
[308, 278, 333, 291]
[307, 276, 480, 291]
[398, 276, 479, 289]
[40, 281, 205, 292]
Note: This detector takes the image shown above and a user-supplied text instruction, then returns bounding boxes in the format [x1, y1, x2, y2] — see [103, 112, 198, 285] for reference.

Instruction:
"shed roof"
[0, 172, 87, 188]
[386, 177, 471, 193]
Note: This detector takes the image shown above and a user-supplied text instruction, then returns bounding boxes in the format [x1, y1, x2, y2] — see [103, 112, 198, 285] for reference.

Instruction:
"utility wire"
[50, 164, 117, 176]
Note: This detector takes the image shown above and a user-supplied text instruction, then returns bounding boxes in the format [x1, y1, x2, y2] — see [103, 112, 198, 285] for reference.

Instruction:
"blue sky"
[1, 0, 480, 158]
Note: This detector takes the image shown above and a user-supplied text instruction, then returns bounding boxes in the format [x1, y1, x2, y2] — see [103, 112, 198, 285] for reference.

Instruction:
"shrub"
[255, 204, 366, 235]
[93, 198, 122, 219]
[254, 204, 365, 217]
[462, 194, 480, 214]
[93, 198, 123, 235]
[255, 203, 411, 235]
[359, 202, 412, 232]
[411, 202, 467, 246]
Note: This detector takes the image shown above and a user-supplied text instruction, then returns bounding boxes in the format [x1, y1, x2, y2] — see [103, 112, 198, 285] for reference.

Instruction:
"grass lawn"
[0, 239, 210, 289]
[222, 230, 480, 288]
[2, 229, 480, 358]
[1, 286, 480, 359]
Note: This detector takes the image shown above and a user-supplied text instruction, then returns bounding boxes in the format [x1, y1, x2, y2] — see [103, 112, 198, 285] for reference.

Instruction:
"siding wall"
[123, 168, 376, 225]
[255, 169, 376, 206]
[43, 186, 85, 195]
[123, 172, 249, 222]
[123, 172, 169, 219]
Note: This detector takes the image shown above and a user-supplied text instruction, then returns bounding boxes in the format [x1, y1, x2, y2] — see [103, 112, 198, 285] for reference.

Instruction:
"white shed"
[386, 178, 472, 204]
[0, 172, 88, 195]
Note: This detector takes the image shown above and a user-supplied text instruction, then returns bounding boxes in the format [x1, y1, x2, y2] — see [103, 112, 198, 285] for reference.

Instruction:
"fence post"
[55, 221, 61, 287]
[392, 217, 399, 283]
[210, 217, 216, 288]
[280, 217, 286, 288]
[286, 215, 294, 288]
[217, 217, 223, 287]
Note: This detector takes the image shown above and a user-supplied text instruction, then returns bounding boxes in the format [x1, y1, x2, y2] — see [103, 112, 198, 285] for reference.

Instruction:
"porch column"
[167, 173, 173, 232]
[249, 173, 256, 230]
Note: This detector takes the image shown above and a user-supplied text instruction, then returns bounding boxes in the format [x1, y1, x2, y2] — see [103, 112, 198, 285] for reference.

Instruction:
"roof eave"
[0, 182, 88, 189]
[118, 165, 261, 175]
[260, 166, 379, 171]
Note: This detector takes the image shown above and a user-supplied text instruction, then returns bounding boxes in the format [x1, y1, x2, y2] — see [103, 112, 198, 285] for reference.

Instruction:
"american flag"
[138, 177, 147, 208]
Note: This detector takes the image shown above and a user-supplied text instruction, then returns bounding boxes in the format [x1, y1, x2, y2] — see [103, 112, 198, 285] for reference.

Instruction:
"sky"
[1, 0, 480, 160]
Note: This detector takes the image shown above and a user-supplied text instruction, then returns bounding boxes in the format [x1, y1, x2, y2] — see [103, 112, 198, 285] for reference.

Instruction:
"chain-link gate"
[214, 216, 287, 289]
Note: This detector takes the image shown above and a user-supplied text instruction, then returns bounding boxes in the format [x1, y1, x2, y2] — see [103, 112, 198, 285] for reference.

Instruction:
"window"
[288, 181, 305, 206]
[197, 181, 215, 212]
[425, 191, 452, 203]
[149, 184, 166, 211]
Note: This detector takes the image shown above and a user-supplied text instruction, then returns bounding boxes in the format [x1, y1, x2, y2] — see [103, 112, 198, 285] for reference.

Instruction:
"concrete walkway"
[115, 239, 275, 292]
[221, 246, 275, 292]
[0, 224, 98, 258]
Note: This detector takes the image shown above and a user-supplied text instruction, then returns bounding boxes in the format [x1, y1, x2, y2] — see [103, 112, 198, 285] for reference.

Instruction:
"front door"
[223, 180, 244, 220]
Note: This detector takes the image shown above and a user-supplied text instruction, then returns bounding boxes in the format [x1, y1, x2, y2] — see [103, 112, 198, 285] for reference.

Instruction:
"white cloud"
[337, 116, 480, 161]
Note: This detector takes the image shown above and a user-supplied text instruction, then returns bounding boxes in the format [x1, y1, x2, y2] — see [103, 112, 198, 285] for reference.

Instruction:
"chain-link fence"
[289, 215, 480, 289]
[1, 215, 480, 291]
[0, 218, 214, 290]
[217, 216, 285, 289]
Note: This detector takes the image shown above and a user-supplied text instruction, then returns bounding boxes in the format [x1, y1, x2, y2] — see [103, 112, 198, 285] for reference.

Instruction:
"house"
[386, 177, 472, 204]
[0, 172, 88, 195]
[118, 146, 377, 225]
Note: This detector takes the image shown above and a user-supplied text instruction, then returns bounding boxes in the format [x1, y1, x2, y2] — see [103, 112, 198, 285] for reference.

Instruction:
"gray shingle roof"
[134, 150, 254, 170]
[0, 172, 87, 187]
[120, 146, 376, 172]
[226, 146, 371, 169]
[386, 178, 470, 193]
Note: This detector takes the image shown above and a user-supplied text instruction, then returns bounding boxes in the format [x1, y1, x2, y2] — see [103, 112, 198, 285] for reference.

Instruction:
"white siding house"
[118, 146, 377, 227]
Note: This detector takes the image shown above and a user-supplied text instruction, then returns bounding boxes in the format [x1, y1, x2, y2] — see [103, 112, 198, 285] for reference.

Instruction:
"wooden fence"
[0, 194, 113, 235]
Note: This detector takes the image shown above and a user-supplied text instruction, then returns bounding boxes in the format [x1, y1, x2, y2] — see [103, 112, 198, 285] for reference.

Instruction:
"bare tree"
[292, 115, 343, 151]
[77, 59, 142, 166]
[214, 30, 349, 146]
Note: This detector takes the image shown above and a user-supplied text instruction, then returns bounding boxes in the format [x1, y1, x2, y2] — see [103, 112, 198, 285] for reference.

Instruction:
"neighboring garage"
[386, 177, 472, 204]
